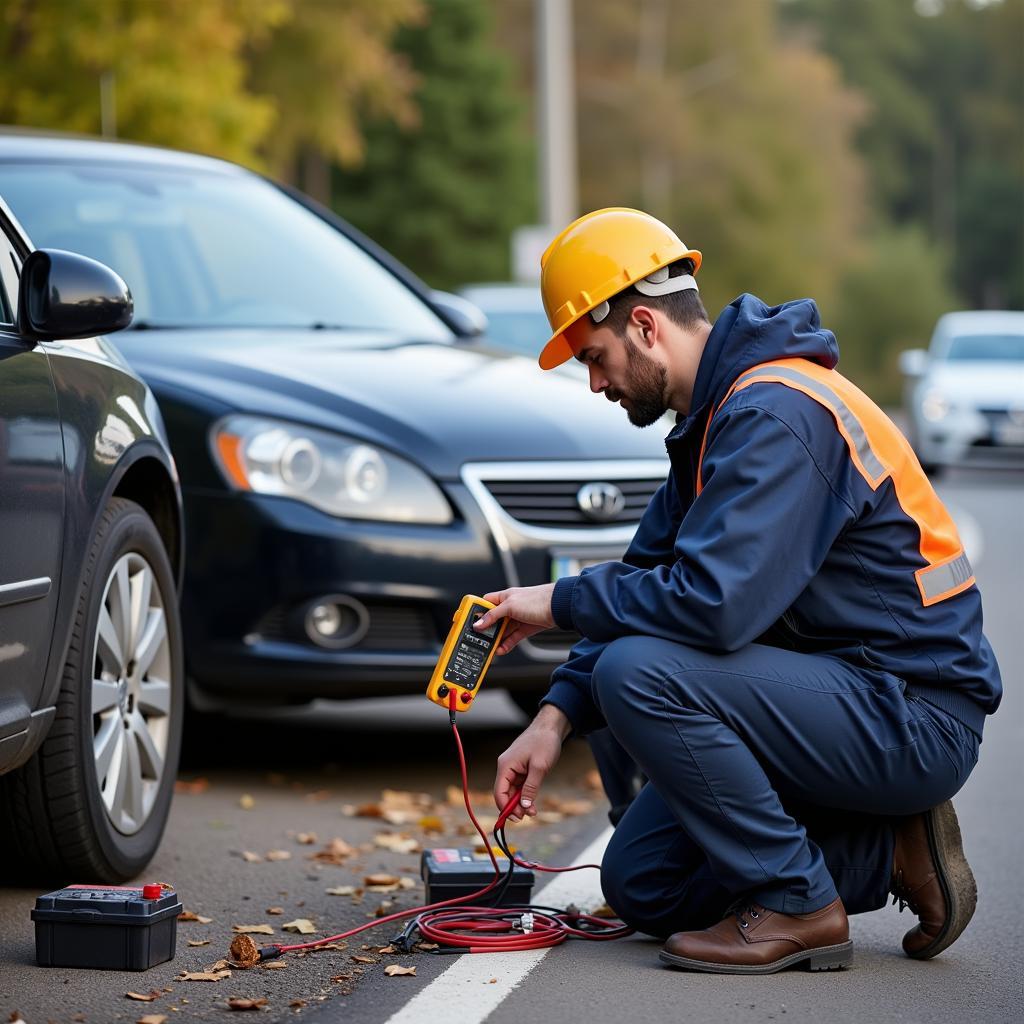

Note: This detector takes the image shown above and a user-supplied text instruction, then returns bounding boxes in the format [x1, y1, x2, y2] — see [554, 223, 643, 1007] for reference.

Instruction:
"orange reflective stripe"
[695, 357, 974, 606]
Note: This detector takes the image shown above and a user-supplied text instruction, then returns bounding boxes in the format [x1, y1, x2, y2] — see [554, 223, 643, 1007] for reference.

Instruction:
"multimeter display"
[443, 606, 497, 690]
[426, 595, 508, 711]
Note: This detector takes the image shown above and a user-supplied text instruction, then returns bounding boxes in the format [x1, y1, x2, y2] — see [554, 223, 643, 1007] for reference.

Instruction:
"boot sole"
[907, 800, 978, 960]
[659, 940, 853, 975]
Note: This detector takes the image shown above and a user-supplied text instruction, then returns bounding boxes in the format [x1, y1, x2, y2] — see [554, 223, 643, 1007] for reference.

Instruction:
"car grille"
[482, 478, 661, 528]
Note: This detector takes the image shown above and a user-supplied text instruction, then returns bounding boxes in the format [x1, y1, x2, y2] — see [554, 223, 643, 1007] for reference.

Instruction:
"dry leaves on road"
[178, 910, 213, 924]
[265, 849, 292, 861]
[294, 831, 318, 845]
[325, 885, 357, 896]
[266, 906, 284, 915]
[384, 965, 417, 977]
[240, 850, 263, 863]
[227, 997, 268, 1011]
[232, 924, 275, 935]
[126, 990, 161, 1001]
[186, 939, 211, 947]
[373, 832, 419, 854]
[310, 837, 356, 864]
[137, 1015, 168, 1024]
[262, 960, 288, 970]
[239, 794, 255, 810]
[177, 970, 231, 982]
[281, 918, 316, 934]
[174, 777, 209, 794]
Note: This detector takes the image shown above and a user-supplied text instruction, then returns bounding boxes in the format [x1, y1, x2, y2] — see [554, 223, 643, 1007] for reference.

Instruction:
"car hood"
[926, 361, 1024, 408]
[114, 328, 668, 477]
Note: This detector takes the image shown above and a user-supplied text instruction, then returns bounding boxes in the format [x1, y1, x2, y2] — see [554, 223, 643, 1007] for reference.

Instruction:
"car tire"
[0, 498, 183, 883]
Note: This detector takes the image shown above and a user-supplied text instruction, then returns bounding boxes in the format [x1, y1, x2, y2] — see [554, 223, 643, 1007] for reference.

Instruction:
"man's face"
[568, 318, 669, 428]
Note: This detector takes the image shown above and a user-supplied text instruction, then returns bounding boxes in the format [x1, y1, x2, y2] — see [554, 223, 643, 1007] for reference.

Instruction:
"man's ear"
[631, 305, 658, 350]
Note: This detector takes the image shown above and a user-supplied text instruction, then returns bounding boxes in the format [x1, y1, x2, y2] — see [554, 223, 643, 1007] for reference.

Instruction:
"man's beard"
[607, 336, 669, 427]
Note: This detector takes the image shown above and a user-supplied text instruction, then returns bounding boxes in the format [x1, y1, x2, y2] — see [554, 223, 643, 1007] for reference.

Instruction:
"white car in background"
[900, 310, 1024, 474]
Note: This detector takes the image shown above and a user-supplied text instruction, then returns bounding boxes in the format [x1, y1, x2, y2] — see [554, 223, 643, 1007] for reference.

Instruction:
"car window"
[946, 333, 1024, 361]
[0, 163, 452, 340]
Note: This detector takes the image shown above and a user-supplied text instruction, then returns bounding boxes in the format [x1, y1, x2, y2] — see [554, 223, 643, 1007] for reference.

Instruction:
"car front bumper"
[182, 460, 665, 704]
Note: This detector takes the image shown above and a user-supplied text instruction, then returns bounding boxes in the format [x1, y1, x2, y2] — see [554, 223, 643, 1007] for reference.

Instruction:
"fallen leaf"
[310, 837, 356, 864]
[228, 934, 260, 968]
[240, 851, 263, 863]
[261, 960, 288, 970]
[418, 814, 445, 832]
[186, 939, 211, 947]
[350, 955, 376, 964]
[377, 945, 397, 954]
[289, 1001, 307, 1009]
[374, 833, 419, 854]
[447, 784, 491, 808]
[543, 796, 594, 816]
[227, 997, 267, 1011]
[325, 885, 356, 897]
[138, 1016, 168, 1024]
[177, 970, 230, 982]
[174, 777, 209, 794]
[178, 911, 213, 924]
[305, 941, 346, 952]
[126, 990, 161, 1002]
[414, 942, 439, 951]
[590, 902, 620, 919]
[384, 964, 417, 977]
[295, 832, 318, 845]
[399, 877, 417, 890]
[266, 906, 284, 915]
[265, 849, 291, 862]
[489, 978, 498, 984]
[232, 924, 275, 935]
[239, 794, 255, 810]
[282, 918, 316, 934]
[71, 1016, 86, 1023]
[536, 810, 564, 824]
[374, 901, 395, 917]
[304, 788, 332, 802]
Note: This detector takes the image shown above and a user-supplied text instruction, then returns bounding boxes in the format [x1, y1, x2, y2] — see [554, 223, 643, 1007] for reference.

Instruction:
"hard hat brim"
[539, 332, 574, 371]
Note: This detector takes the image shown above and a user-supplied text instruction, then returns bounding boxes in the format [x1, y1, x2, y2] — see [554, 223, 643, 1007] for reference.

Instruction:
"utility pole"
[537, 0, 577, 230]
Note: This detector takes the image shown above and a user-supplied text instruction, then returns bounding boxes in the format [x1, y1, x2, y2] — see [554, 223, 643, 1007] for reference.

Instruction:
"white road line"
[383, 827, 613, 1024]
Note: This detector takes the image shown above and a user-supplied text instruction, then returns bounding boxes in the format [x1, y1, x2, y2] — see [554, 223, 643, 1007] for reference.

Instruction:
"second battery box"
[421, 848, 535, 906]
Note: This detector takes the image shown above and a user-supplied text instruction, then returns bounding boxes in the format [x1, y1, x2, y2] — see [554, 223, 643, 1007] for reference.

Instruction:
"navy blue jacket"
[545, 295, 1001, 738]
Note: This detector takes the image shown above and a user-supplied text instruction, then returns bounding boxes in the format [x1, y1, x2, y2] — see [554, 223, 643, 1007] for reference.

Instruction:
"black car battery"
[32, 883, 182, 970]
[421, 848, 535, 906]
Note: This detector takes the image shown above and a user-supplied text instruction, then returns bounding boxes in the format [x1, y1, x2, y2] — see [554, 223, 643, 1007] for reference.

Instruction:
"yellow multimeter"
[426, 595, 508, 712]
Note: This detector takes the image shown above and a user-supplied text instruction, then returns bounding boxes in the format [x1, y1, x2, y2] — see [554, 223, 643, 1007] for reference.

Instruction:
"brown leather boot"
[890, 799, 977, 960]
[660, 897, 852, 974]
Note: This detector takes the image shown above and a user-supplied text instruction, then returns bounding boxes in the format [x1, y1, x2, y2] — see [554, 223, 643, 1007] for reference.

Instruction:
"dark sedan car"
[0, 132, 668, 716]
[0, 196, 184, 881]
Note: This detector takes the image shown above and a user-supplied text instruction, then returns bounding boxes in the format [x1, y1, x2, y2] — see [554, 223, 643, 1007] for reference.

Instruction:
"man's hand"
[494, 704, 572, 822]
[474, 583, 558, 655]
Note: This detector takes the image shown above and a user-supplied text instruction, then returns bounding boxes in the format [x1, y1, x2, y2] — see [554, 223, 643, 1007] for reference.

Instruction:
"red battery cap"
[460, 692, 473, 704]
[142, 884, 163, 900]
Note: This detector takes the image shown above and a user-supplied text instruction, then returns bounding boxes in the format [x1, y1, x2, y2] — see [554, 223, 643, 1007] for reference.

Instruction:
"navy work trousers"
[586, 637, 980, 937]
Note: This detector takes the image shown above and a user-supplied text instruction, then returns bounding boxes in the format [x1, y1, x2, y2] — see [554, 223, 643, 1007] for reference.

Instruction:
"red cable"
[270, 697, 629, 958]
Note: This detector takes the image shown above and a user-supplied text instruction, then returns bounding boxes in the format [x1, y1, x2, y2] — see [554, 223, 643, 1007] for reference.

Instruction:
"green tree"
[331, 0, 534, 290]
[496, 0, 866, 317]
[784, 0, 1024, 308]
[0, 0, 277, 166]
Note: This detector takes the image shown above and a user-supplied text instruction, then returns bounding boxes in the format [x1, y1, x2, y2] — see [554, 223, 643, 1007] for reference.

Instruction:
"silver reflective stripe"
[919, 552, 974, 602]
[732, 366, 887, 483]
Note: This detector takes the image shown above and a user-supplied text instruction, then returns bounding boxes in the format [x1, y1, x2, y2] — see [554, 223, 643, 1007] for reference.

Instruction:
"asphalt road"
[1, 465, 1021, 1024]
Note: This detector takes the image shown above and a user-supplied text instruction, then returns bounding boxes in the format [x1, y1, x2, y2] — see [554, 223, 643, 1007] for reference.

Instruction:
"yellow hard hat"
[538, 207, 702, 370]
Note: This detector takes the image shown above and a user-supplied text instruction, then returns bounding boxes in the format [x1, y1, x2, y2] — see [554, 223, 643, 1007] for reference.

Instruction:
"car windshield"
[946, 333, 1024, 361]
[0, 161, 451, 338]
[479, 310, 551, 357]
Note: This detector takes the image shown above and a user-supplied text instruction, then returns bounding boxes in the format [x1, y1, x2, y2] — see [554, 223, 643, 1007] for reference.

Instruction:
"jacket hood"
[692, 294, 840, 415]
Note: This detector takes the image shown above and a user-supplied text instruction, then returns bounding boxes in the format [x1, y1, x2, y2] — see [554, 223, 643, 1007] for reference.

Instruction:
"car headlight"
[210, 415, 452, 524]
[921, 389, 952, 422]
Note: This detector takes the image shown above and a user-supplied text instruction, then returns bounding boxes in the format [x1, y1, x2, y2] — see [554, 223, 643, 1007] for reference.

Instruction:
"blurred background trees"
[0, 0, 1020, 401]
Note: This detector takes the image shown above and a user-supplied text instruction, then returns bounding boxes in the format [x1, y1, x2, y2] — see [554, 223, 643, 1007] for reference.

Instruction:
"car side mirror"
[898, 348, 928, 378]
[430, 290, 488, 339]
[18, 248, 133, 342]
